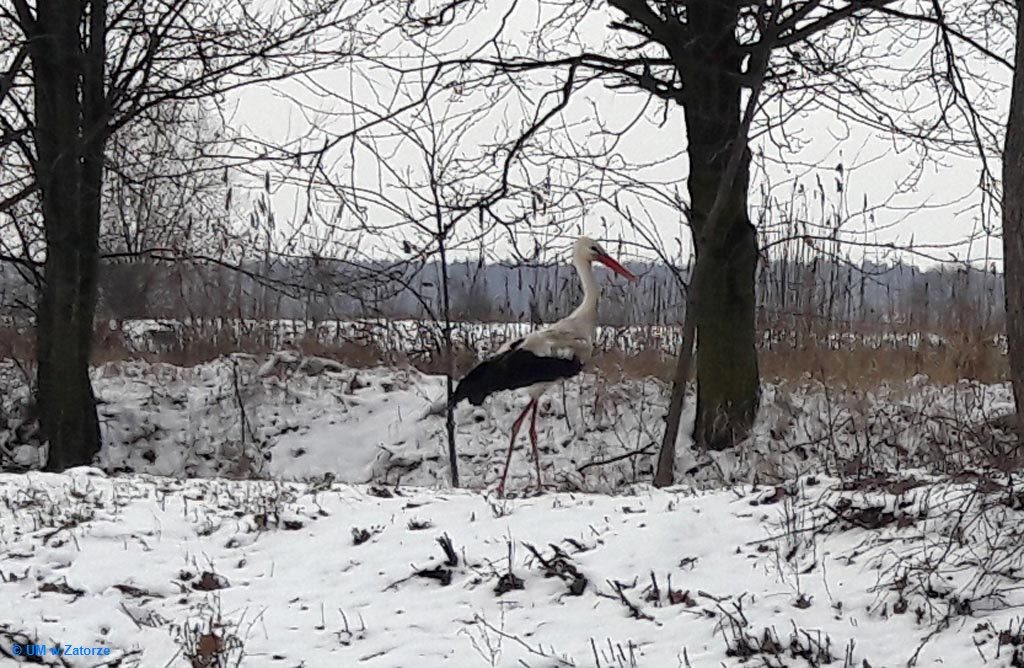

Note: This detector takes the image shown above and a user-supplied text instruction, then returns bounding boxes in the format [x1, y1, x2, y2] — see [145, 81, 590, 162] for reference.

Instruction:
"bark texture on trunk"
[28, 0, 106, 471]
[680, 0, 760, 452]
[1004, 1, 1024, 427]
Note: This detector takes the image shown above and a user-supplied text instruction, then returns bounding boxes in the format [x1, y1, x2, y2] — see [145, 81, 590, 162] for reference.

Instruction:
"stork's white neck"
[570, 255, 599, 326]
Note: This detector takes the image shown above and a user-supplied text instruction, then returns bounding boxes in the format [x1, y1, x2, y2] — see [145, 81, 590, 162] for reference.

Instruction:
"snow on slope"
[2, 469, 1024, 667]
[1, 355, 1023, 666]
[1, 355, 1018, 496]
[2, 354, 684, 492]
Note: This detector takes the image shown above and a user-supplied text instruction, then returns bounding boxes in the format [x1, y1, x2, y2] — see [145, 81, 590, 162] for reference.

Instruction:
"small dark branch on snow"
[605, 579, 656, 623]
[494, 541, 524, 596]
[366, 485, 396, 498]
[523, 542, 587, 596]
[437, 533, 458, 567]
[493, 571, 525, 597]
[351, 525, 383, 546]
[414, 567, 453, 587]
[577, 444, 655, 475]
[389, 534, 462, 589]
[644, 571, 661, 605]
[407, 518, 434, 531]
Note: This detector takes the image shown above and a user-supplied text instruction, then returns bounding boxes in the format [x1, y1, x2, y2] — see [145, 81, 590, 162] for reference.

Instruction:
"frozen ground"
[1, 353, 1018, 492]
[4, 470, 1024, 666]
[1, 353, 1023, 666]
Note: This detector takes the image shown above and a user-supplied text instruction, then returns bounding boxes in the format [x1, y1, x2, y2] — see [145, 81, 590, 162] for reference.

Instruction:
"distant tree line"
[0, 256, 1003, 331]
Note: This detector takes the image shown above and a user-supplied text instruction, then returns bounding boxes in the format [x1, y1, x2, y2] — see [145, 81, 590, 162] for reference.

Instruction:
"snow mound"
[0, 356, 1018, 495]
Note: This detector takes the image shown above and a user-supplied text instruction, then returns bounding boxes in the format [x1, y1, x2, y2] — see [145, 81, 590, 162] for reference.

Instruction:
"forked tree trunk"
[1003, 1, 1024, 429]
[28, 0, 107, 470]
[680, 0, 760, 452]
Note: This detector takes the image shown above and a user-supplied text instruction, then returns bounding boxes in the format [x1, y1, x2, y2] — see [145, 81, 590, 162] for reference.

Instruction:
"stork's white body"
[450, 236, 636, 496]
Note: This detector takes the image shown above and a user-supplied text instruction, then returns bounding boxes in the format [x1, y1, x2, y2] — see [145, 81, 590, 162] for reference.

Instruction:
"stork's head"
[574, 236, 638, 282]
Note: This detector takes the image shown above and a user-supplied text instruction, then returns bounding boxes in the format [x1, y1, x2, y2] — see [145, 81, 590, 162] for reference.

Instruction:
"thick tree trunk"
[1003, 1, 1024, 428]
[680, 0, 760, 451]
[29, 0, 106, 471]
[689, 225, 759, 451]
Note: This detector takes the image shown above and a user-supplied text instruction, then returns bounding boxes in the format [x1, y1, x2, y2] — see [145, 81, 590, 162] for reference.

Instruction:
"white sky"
[225, 0, 1010, 270]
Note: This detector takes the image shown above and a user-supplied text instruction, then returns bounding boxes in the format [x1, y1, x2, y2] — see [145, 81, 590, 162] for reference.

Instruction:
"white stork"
[450, 236, 637, 496]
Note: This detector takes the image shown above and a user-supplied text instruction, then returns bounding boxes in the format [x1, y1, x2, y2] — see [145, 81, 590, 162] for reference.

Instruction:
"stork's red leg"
[497, 400, 534, 497]
[528, 399, 542, 492]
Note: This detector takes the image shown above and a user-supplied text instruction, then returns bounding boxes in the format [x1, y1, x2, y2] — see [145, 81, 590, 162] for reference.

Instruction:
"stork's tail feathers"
[449, 363, 491, 408]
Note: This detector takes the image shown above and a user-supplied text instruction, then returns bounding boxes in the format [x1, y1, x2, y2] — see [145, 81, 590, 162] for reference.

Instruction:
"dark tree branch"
[874, 4, 1012, 69]
[774, 0, 898, 47]
[0, 46, 27, 108]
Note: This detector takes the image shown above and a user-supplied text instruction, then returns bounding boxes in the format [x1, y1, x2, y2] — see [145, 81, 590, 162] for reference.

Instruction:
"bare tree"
[1004, 2, 1024, 426]
[99, 99, 230, 320]
[0, 0, 373, 470]
[383, 0, 987, 472]
[289, 65, 589, 485]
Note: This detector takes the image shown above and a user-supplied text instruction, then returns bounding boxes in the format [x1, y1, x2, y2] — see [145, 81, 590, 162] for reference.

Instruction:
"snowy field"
[5, 470, 1024, 666]
[1, 353, 1023, 666]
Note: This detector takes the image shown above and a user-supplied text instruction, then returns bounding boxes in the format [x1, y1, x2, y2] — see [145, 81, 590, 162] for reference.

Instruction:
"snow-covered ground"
[4, 470, 1024, 666]
[2, 354, 1017, 491]
[2, 353, 1023, 666]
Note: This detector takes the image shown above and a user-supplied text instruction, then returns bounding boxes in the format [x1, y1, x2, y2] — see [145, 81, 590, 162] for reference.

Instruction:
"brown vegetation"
[0, 314, 1002, 390]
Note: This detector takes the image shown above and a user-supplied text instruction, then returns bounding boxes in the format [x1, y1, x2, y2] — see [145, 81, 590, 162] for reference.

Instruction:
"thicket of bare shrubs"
[0, 307, 1003, 390]
[0, 245, 1007, 389]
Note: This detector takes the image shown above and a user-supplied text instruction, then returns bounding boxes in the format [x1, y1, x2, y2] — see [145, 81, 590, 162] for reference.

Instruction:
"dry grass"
[0, 316, 1007, 390]
[588, 329, 1006, 388]
[133, 326, 1010, 388]
[758, 336, 1007, 386]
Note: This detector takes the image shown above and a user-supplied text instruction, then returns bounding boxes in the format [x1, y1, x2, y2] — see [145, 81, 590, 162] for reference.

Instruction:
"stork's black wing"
[450, 338, 583, 407]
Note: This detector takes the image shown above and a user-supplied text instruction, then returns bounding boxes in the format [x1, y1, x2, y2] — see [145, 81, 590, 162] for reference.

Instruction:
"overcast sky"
[227, 0, 1009, 270]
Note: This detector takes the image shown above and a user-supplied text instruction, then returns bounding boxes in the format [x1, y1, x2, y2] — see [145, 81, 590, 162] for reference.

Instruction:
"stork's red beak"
[596, 253, 638, 282]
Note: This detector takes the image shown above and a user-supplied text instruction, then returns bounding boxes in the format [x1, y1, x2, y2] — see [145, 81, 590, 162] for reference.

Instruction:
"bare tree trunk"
[1003, 0, 1024, 428]
[690, 216, 760, 451]
[679, 0, 760, 452]
[27, 0, 107, 470]
[654, 294, 695, 487]
[438, 238, 460, 487]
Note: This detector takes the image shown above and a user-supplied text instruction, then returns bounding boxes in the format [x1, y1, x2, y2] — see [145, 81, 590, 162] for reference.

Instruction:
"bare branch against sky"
[183, 0, 1015, 270]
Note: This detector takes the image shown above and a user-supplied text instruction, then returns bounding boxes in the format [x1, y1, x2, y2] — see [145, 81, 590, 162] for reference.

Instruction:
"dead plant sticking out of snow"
[715, 595, 838, 668]
[351, 525, 384, 545]
[462, 612, 578, 667]
[170, 595, 252, 668]
[523, 542, 588, 596]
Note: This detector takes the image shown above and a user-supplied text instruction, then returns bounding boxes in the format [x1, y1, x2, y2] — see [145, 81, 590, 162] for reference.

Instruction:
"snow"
[2, 470, 1024, 666]
[2, 353, 1023, 666]
[1, 353, 1018, 494]
[4, 354, 689, 491]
